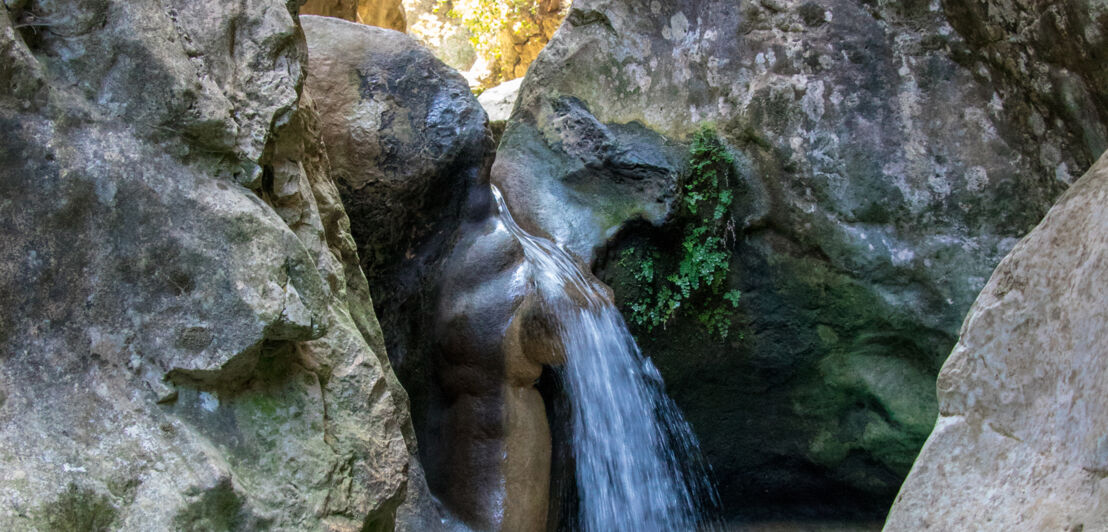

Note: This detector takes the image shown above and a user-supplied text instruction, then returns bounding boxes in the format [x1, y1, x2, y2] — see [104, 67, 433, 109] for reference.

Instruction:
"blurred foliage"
[440, 0, 540, 59]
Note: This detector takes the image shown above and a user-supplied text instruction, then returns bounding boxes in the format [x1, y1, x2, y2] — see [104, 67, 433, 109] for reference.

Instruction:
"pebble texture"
[885, 151, 1108, 531]
[493, 0, 1106, 518]
[0, 2, 415, 529]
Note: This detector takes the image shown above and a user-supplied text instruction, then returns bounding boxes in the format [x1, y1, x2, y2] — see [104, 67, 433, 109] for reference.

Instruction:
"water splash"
[492, 185, 719, 531]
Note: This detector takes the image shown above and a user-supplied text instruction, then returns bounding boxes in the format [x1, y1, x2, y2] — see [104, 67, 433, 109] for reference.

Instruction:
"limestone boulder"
[479, 78, 522, 124]
[478, 77, 523, 143]
[493, 0, 1106, 519]
[0, 2, 414, 529]
[302, 16, 488, 288]
[884, 151, 1108, 530]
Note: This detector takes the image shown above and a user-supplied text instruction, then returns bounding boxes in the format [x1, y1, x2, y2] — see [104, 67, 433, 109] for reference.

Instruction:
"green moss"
[808, 429, 851, 465]
[619, 126, 744, 339]
[785, 263, 938, 472]
[42, 484, 117, 532]
[173, 480, 247, 532]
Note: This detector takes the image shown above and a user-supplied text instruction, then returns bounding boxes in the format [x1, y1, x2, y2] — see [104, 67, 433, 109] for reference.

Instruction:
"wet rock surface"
[493, 0, 1106, 520]
[0, 2, 415, 530]
[303, 16, 555, 530]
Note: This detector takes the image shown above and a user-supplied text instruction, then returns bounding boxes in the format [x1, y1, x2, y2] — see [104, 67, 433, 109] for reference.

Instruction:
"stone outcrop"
[478, 77, 523, 142]
[0, 2, 416, 529]
[302, 17, 486, 291]
[884, 151, 1108, 530]
[301, 16, 557, 530]
[429, 189, 563, 532]
[479, 78, 522, 123]
[943, 0, 1107, 173]
[300, 0, 406, 30]
[493, 0, 1106, 519]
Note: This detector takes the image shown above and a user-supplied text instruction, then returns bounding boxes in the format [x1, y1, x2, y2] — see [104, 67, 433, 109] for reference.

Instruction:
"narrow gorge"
[1, 0, 1106, 531]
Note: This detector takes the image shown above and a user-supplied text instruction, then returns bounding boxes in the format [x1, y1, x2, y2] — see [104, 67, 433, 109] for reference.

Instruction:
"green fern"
[622, 126, 743, 340]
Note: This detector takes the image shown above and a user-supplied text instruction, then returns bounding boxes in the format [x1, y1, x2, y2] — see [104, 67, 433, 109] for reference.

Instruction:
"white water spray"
[492, 185, 718, 531]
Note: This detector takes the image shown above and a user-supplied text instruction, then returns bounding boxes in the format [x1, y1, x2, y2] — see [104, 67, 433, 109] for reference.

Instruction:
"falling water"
[492, 185, 719, 531]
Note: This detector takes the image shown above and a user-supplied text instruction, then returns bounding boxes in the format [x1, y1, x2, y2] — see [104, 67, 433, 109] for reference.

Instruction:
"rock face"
[493, 0, 1106, 519]
[429, 189, 564, 532]
[479, 77, 523, 143]
[302, 17, 487, 292]
[300, 0, 406, 30]
[0, 2, 416, 530]
[301, 16, 556, 531]
[944, 0, 1108, 173]
[884, 151, 1108, 531]
[479, 78, 523, 125]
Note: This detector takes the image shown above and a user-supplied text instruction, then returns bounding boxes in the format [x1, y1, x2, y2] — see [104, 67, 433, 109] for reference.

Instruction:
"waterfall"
[492, 185, 719, 531]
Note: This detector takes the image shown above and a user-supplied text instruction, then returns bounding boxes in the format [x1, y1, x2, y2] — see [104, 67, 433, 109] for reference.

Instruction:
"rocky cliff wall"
[492, 0, 1106, 519]
[0, 2, 418, 529]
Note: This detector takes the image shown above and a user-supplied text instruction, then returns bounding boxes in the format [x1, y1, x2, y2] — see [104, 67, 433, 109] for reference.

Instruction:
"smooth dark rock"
[303, 16, 557, 531]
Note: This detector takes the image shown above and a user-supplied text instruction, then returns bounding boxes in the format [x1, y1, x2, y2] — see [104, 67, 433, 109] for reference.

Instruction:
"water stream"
[492, 185, 719, 531]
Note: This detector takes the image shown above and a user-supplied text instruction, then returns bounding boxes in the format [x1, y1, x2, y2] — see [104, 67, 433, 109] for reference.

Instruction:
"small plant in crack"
[619, 126, 743, 340]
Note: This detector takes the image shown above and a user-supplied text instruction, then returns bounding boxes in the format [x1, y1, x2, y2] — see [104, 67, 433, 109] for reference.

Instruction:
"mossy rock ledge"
[492, 0, 1105, 520]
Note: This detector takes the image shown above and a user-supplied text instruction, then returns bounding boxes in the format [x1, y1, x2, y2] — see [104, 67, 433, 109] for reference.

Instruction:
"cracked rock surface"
[0, 2, 415, 529]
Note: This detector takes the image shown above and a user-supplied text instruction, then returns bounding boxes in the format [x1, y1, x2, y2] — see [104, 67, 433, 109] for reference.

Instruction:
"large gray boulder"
[885, 151, 1108, 530]
[492, 0, 1106, 519]
[0, 2, 415, 529]
[302, 16, 488, 291]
